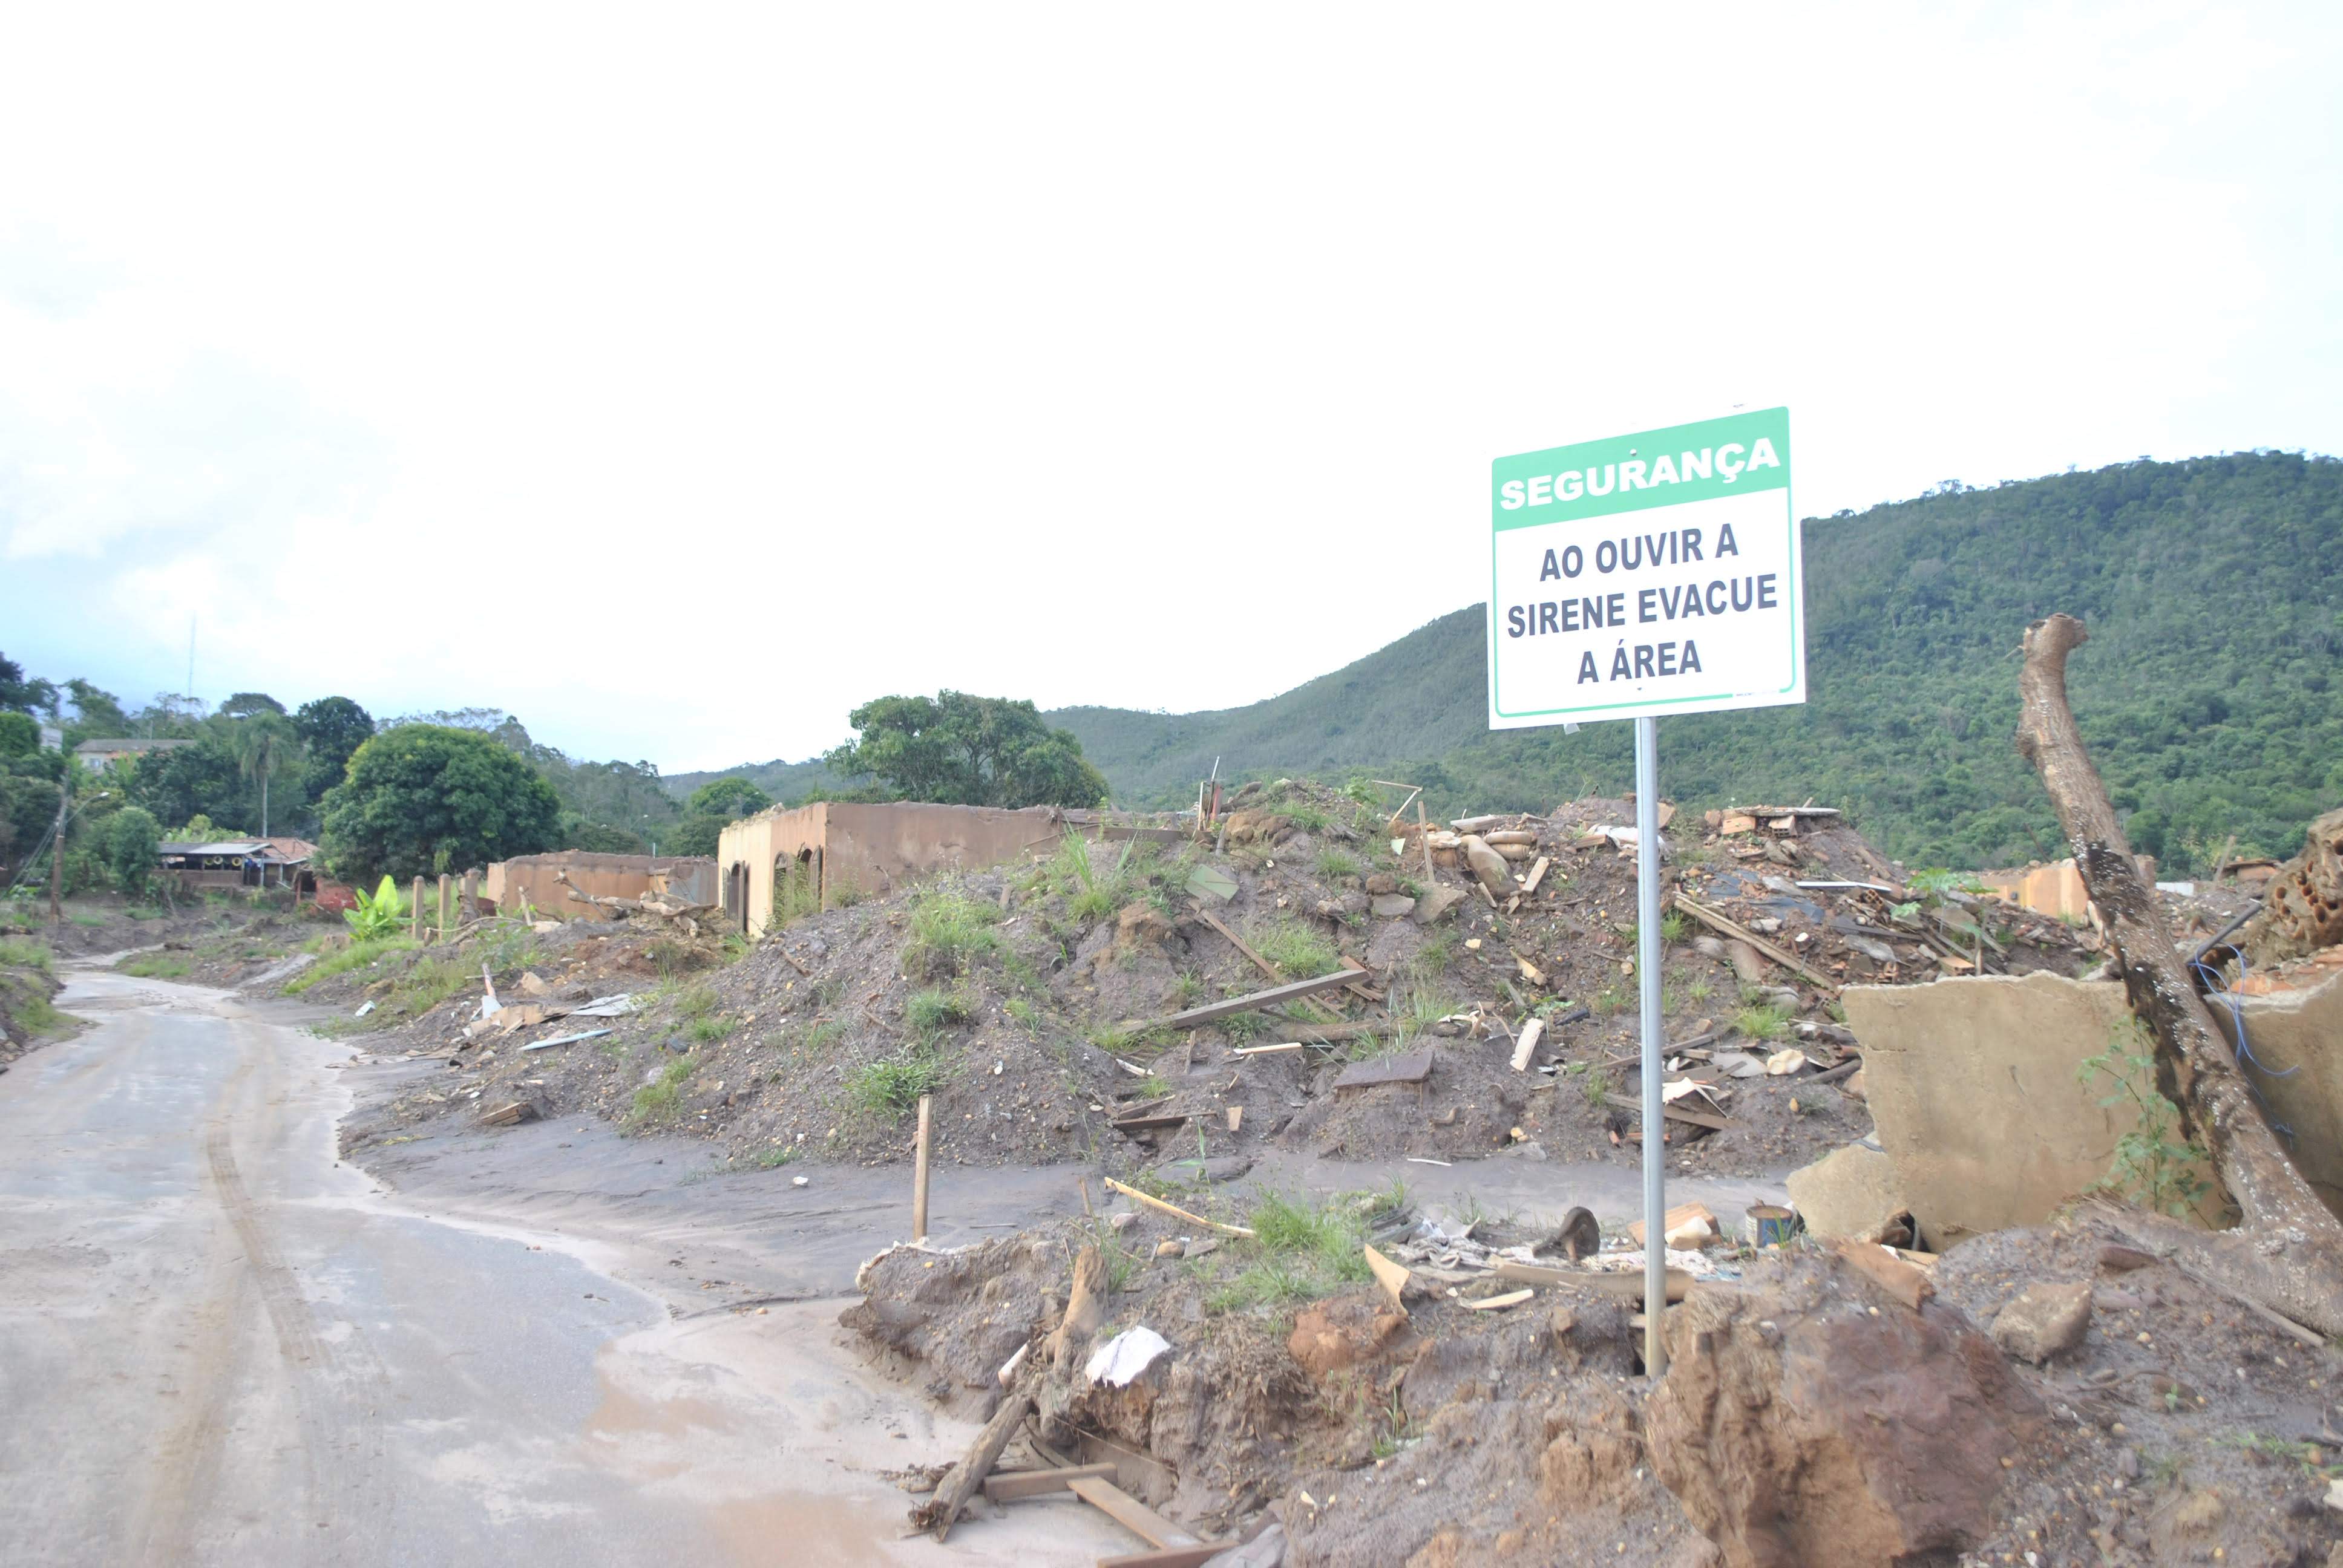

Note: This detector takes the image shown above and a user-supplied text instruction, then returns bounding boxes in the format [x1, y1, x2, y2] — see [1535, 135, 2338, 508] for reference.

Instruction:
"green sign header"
[1492, 407, 1790, 531]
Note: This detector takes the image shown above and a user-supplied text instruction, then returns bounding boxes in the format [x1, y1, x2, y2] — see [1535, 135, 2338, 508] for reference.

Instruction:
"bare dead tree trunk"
[2017, 613, 2343, 1335]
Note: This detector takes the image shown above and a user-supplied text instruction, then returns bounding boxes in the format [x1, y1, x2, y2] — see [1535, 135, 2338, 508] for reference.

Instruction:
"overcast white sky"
[3, 4, 2337, 771]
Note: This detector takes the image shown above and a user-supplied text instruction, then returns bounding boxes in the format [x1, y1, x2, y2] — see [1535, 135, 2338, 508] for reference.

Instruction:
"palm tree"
[232, 712, 303, 838]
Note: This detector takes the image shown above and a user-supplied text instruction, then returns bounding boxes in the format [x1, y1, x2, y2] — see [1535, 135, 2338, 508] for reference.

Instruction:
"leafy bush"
[344, 875, 410, 940]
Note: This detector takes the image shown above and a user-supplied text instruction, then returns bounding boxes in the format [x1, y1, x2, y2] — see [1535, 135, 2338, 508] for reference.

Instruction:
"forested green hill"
[687, 453, 2342, 875]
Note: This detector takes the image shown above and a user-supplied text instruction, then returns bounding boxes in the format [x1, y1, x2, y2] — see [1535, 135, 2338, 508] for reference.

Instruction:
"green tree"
[292, 696, 375, 801]
[105, 807, 162, 895]
[825, 692, 1109, 809]
[59, 679, 129, 746]
[126, 731, 253, 834]
[231, 711, 304, 837]
[0, 712, 37, 758]
[686, 777, 772, 820]
[319, 725, 562, 882]
[0, 654, 57, 717]
[218, 692, 287, 718]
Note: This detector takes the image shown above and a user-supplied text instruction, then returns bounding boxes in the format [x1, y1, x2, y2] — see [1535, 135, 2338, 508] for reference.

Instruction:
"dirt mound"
[0, 938, 71, 1067]
[326, 780, 2089, 1180]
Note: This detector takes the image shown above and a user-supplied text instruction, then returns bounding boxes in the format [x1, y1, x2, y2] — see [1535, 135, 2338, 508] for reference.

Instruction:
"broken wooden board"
[478, 1100, 537, 1127]
[1109, 1111, 1190, 1135]
[1673, 895, 1842, 995]
[1628, 1202, 1719, 1247]
[1098, 1548, 1233, 1568]
[1495, 1259, 1693, 1302]
[1068, 1477, 1201, 1548]
[1230, 1040, 1305, 1056]
[1331, 1049, 1434, 1093]
[1462, 1288, 1534, 1312]
[1102, 1177, 1254, 1238]
[1509, 1018, 1544, 1073]
[1363, 1243, 1411, 1310]
[1521, 855, 1552, 895]
[1147, 965, 1364, 1030]
[982, 1462, 1118, 1503]
[1832, 1238, 1935, 1311]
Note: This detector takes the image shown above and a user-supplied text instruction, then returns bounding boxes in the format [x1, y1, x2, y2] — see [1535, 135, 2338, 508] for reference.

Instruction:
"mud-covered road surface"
[0, 961, 1136, 1566]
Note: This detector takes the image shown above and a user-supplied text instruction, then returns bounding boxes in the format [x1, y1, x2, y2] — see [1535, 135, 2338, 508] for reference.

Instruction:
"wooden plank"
[1068, 1477, 1199, 1548]
[1146, 965, 1363, 1030]
[983, 1462, 1118, 1503]
[1832, 1239, 1933, 1312]
[1331, 1049, 1433, 1092]
[1463, 1288, 1534, 1311]
[1109, 1113, 1189, 1135]
[1101, 1177, 1254, 1238]
[1495, 1260, 1693, 1302]
[917, 1392, 1033, 1541]
[1521, 855, 1552, 896]
[1673, 895, 1842, 995]
[1509, 1018, 1543, 1073]
[1097, 1547, 1231, 1568]
[1230, 1040, 1305, 1056]
[1363, 1243, 1410, 1310]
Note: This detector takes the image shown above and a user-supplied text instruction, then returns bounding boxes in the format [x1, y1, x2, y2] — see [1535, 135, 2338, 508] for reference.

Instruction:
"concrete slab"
[2233, 969, 2343, 1219]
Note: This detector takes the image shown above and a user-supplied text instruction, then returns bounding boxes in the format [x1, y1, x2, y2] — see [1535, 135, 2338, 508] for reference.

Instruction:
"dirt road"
[0, 964, 1133, 1567]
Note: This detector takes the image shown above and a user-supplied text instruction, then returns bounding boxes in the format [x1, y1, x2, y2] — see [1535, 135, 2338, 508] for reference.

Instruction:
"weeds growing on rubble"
[1249, 918, 1340, 978]
[284, 935, 416, 993]
[630, 1055, 695, 1122]
[2077, 1021, 2214, 1218]
[1314, 848, 1362, 882]
[118, 952, 191, 978]
[1732, 1001, 1794, 1042]
[904, 887, 1002, 976]
[848, 1051, 948, 1117]
[1207, 1191, 1378, 1314]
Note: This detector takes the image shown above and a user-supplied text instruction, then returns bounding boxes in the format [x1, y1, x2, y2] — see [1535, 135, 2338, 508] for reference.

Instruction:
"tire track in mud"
[129, 1028, 399, 1562]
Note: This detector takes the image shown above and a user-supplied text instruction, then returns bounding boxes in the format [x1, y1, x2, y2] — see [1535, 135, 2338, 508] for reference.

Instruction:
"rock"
[1460, 835, 1512, 897]
[2097, 1243, 2156, 1272]
[1365, 874, 1398, 896]
[1991, 1281, 2092, 1364]
[1646, 1255, 2042, 1568]
[1115, 901, 1173, 954]
[1155, 1239, 1185, 1259]
[1365, 918, 1423, 970]
[1784, 1142, 1910, 1244]
[1222, 810, 1293, 846]
[1370, 893, 1417, 920]
[1288, 1290, 1406, 1378]
[1412, 886, 1467, 926]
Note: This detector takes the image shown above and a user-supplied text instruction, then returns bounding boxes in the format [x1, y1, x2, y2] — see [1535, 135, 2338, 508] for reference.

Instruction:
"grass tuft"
[847, 1052, 947, 1117]
[118, 952, 191, 978]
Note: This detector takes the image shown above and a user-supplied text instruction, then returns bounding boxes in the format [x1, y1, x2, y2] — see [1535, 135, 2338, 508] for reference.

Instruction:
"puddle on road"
[704, 1490, 899, 1566]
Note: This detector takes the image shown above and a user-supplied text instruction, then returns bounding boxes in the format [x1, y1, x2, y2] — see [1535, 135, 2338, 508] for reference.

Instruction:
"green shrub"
[689, 1014, 736, 1044]
[0, 936, 52, 973]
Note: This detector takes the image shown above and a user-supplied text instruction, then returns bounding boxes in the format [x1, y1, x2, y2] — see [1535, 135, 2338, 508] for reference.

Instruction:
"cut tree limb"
[914, 1391, 1032, 1541]
[1102, 1177, 1255, 1238]
[1673, 897, 1841, 995]
[1144, 967, 1363, 1030]
[2018, 612, 2343, 1338]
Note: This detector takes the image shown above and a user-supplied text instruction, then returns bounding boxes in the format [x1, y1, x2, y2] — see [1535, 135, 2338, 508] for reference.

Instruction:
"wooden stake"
[410, 875, 424, 942]
[437, 872, 452, 942]
[912, 1094, 932, 1243]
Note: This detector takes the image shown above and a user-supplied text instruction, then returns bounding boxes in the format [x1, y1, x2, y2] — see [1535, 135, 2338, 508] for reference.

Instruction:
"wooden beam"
[1068, 1477, 1199, 1548]
[916, 1392, 1032, 1541]
[982, 1462, 1118, 1503]
[1673, 895, 1841, 994]
[1144, 965, 1364, 1030]
[1495, 1260, 1693, 1301]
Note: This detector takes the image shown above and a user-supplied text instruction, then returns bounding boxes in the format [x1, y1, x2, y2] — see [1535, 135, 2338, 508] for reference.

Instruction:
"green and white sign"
[1488, 408, 1804, 728]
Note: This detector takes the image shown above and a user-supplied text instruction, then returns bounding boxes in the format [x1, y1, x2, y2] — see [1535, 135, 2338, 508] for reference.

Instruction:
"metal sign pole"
[1634, 715, 1666, 1377]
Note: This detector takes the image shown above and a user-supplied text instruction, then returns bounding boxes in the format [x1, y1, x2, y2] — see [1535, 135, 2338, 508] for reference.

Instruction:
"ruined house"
[479, 851, 717, 921]
[716, 802, 1071, 935]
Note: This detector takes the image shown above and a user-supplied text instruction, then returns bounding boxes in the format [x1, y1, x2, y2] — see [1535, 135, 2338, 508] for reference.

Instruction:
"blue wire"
[2193, 944, 2298, 1143]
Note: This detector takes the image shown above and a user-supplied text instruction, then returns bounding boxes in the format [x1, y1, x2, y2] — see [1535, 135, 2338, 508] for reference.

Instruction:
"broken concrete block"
[1369, 893, 1417, 920]
[1410, 885, 1466, 926]
[1784, 1142, 1909, 1244]
[1841, 972, 2219, 1246]
[2231, 970, 2343, 1220]
[1460, 835, 1511, 897]
[1991, 1281, 2092, 1364]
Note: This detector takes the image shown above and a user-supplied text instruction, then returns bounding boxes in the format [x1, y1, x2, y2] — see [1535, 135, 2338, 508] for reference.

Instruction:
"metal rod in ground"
[1634, 715, 1666, 1378]
[912, 1094, 934, 1243]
